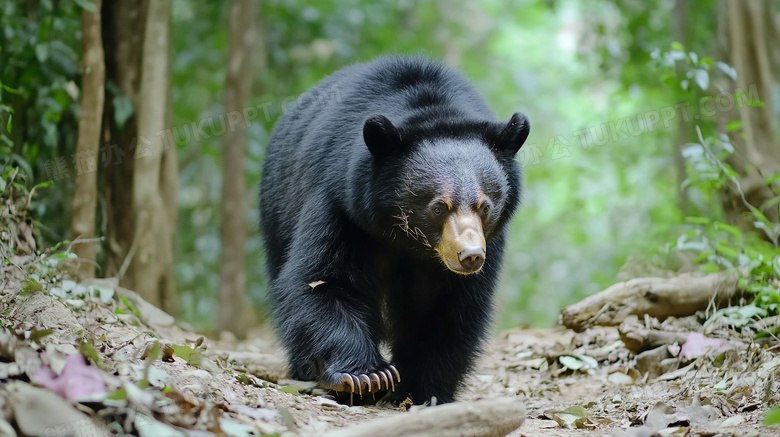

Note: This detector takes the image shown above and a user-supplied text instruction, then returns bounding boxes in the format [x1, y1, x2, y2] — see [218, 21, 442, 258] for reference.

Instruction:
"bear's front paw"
[321, 365, 400, 395]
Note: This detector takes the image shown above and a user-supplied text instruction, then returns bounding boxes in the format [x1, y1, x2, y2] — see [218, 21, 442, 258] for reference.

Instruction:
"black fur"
[260, 55, 528, 404]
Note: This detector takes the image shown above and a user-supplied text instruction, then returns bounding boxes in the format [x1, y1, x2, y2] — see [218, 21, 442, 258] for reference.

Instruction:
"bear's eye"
[482, 205, 490, 215]
[429, 201, 448, 217]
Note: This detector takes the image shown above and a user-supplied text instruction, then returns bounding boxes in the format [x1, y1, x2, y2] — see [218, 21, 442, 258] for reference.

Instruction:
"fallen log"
[321, 397, 525, 437]
[560, 270, 745, 332]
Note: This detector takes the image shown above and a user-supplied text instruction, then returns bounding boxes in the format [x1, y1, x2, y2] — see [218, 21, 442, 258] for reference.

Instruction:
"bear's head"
[363, 113, 529, 274]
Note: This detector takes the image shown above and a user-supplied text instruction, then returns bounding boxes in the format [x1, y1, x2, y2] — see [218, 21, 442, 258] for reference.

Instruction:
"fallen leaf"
[765, 406, 780, 426]
[218, 417, 257, 437]
[277, 378, 317, 392]
[229, 405, 278, 421]
[146, 366, 171, 389]
[657, 426, 690, 436]
[607, 372, 633, 385]
[559, 355, 598, 371]
[721, 415, 745, 427]
[136, 415, 185, 437]
[66, 299, 85, 308]
[88, 285, 115, 303]
[78, 342, 104, 369]
[679, 333, 745, 361]
[559, 356, 583, 371]
[172, 344, 197, 363]
[316, 396, 344, 409]
[562, 405, 589, 418]
[546, 405, 589, 429]
[279, 385, 300, 395]
[29, 328, 53, 343]
[0, 363, 22, 379]
[644, 401, 675, 429]
[107, 387, 128, 400]
[32, 353, 106, 401]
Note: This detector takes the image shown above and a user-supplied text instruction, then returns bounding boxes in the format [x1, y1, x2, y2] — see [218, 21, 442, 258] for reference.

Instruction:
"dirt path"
[0, 261, 777, 436]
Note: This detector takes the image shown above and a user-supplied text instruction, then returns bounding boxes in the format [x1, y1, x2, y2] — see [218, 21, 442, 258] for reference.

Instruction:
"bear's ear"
[492, 112, 530, 158]
[364, 115, 403, 159]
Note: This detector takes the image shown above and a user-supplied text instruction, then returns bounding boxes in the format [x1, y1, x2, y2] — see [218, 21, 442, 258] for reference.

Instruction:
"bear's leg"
[272, 271, 400, 395]
[386, 278, 495, 404]
[269, 210, 399, 396]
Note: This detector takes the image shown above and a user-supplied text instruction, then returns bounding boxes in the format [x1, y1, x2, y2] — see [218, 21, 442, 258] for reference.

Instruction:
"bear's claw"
[369, 373, 381, 391]
[328, 366, 401, 394]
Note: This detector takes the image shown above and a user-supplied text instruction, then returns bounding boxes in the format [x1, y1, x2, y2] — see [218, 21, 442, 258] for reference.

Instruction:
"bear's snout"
[438, 211, 487, 274]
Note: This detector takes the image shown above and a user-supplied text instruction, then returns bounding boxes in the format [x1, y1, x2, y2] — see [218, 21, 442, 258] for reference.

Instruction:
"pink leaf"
[33, 353, 106, 401]
[679, 333, 744, 361]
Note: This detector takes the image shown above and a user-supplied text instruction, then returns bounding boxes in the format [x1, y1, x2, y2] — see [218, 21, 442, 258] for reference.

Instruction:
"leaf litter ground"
[0, 252, 778, 436]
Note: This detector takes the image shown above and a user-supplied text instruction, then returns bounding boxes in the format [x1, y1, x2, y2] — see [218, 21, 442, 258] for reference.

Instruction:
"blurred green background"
[2, 0, 777, 332]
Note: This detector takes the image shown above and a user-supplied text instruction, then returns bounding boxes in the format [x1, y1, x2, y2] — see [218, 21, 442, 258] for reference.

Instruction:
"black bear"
[260, 56, 529, 404]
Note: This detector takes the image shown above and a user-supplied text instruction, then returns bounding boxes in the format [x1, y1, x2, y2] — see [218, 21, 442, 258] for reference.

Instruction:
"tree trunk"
[126, 0, 176, 312]
[718, 0, 780, 230]
[102, 1, 146, 281]
[217, 0, 256, 338]
[71, 0, 105, 278]
[159, 77, 178, 313]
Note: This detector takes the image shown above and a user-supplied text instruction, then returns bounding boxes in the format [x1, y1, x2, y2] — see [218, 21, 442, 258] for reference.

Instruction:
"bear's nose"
[457, 246, 485, 272]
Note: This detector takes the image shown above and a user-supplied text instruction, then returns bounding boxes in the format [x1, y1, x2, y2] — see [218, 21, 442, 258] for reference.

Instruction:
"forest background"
[1, 0, 778, 338]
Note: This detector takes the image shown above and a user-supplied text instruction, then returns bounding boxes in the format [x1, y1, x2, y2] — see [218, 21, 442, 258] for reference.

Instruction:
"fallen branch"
[322, 397, 525, 437]
[560, 270, 745, 332]
[618, 317, 691, 354]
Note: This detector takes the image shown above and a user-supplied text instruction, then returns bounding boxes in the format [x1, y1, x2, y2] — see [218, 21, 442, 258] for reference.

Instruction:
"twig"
[117, 231, 139, 282]
[66, 237, 105, 253]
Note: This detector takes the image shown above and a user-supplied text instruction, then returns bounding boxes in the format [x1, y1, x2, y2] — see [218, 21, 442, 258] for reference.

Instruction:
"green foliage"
[278, 385, 300, 395]
[652, 42, 717, 92]
[765, 406, 780, 426]
[21, 278, 43, 295]
[0, 1, 81, 160]
[675, 126, 780, 318]
[0, 82, 17, 157]
[631, 35, 780, 325]
[0, 1, 83, 244]
[78, 341, 104, 370]
[495, 1, 687, 327]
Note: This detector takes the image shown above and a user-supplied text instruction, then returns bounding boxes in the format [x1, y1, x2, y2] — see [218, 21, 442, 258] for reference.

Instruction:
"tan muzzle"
[436, 211, 486, 274]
